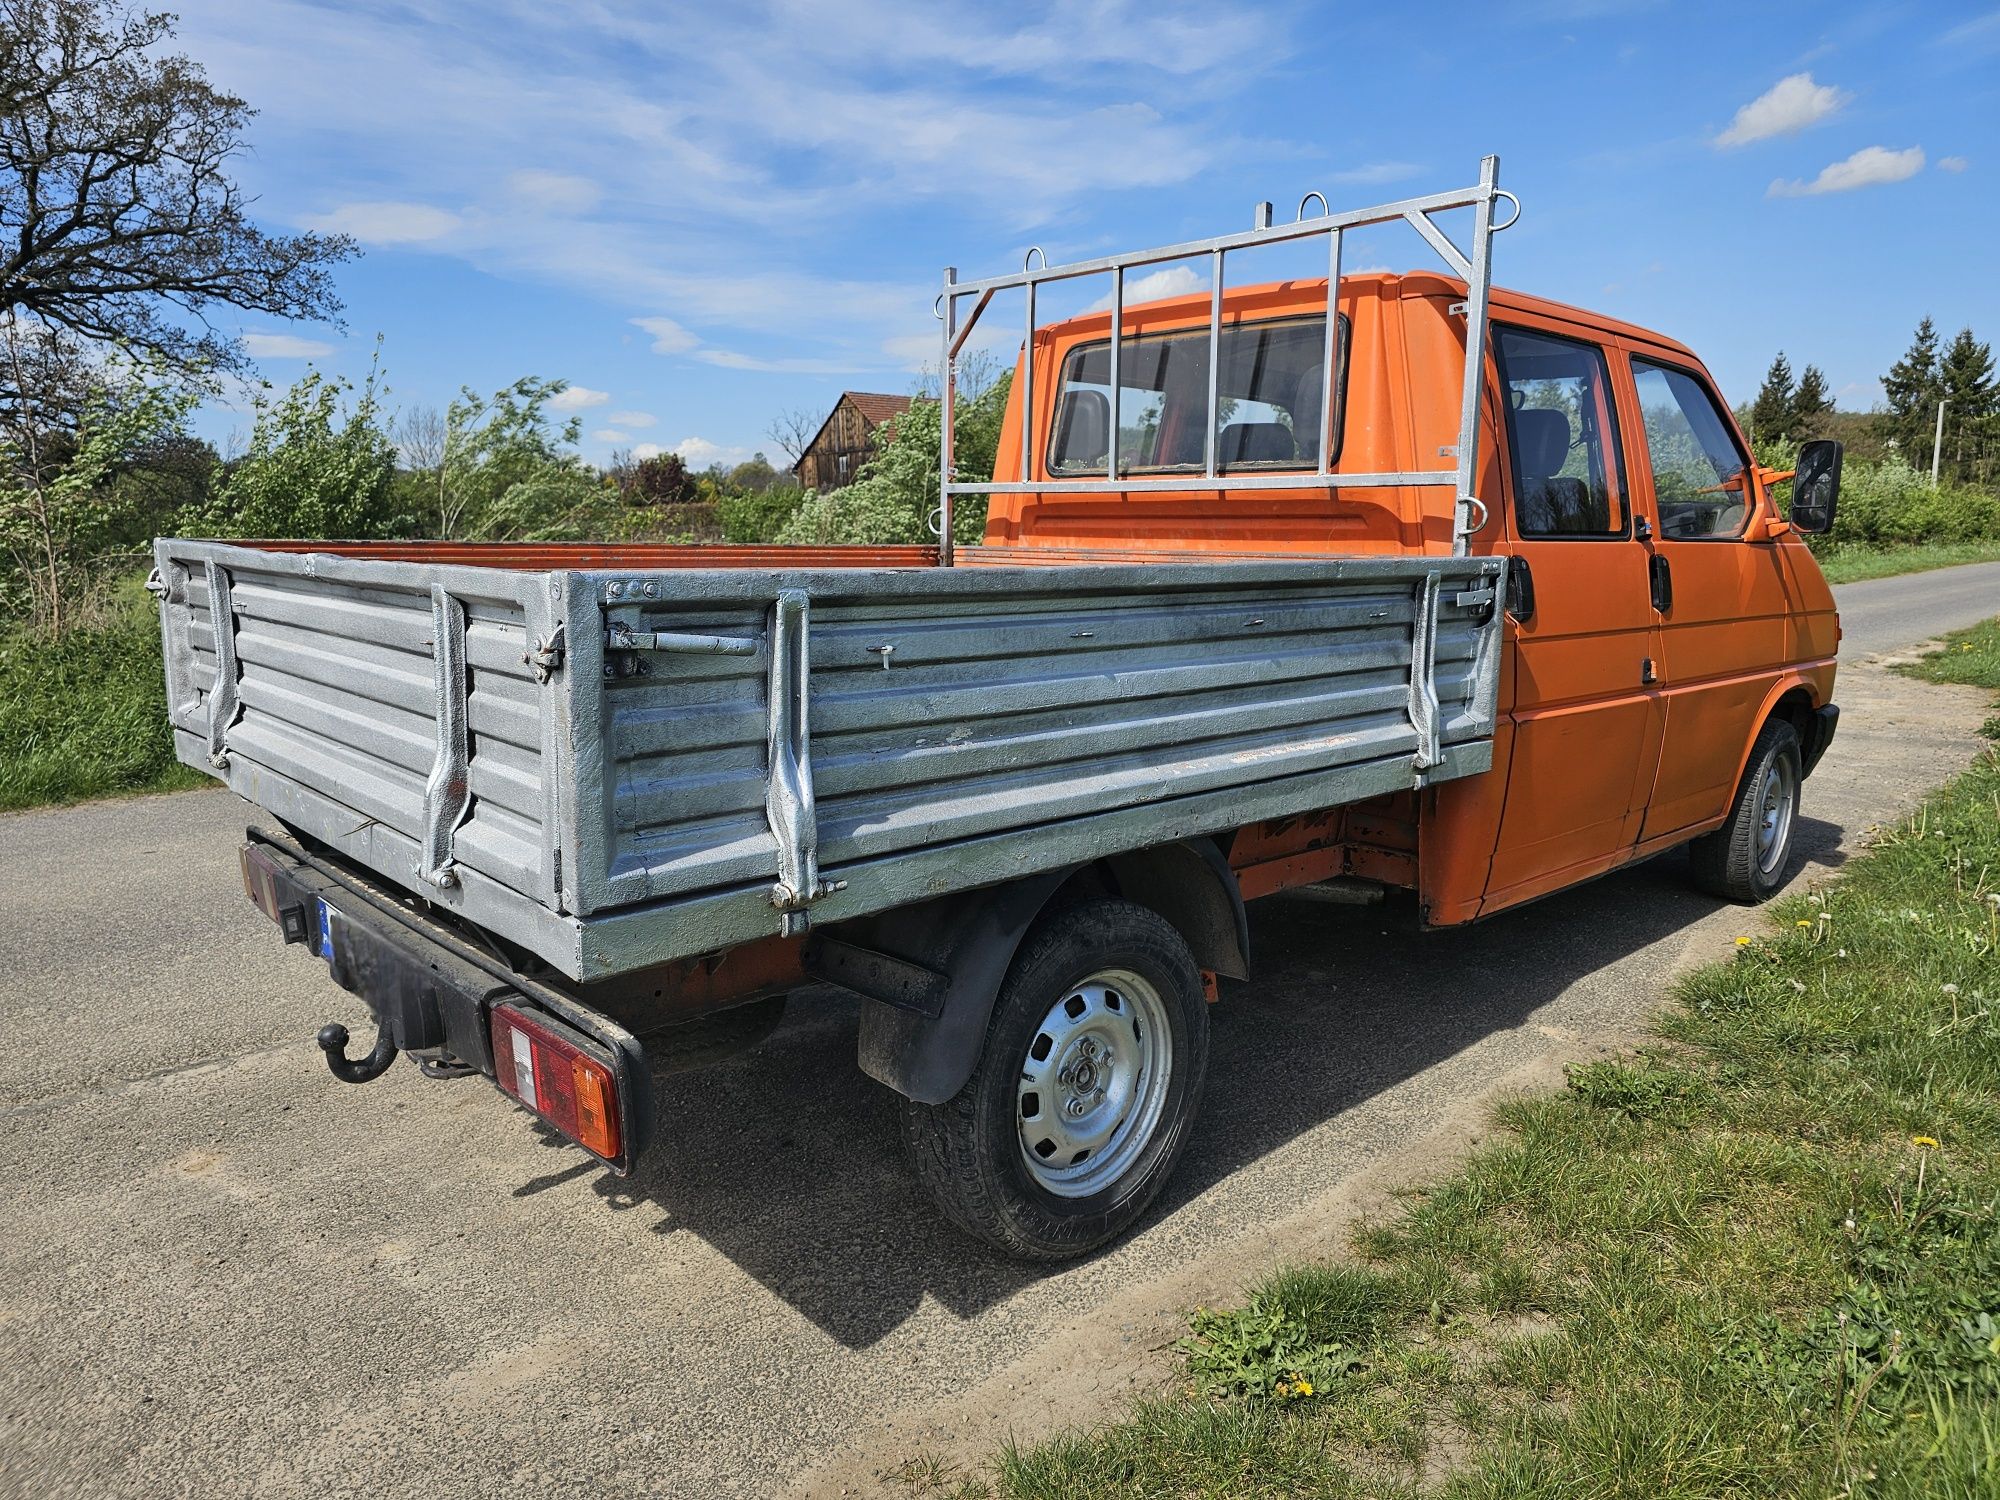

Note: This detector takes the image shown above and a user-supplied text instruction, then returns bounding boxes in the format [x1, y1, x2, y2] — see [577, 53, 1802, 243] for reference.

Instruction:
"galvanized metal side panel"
[156, 541, 563, 915]
[576, 557, 1504, 924]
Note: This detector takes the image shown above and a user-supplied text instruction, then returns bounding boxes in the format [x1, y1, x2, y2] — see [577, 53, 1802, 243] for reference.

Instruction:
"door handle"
[1649, 553, 1673, 613]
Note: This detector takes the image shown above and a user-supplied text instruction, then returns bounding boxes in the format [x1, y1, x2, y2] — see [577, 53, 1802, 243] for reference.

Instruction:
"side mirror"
[1790, 440, 1842, 534]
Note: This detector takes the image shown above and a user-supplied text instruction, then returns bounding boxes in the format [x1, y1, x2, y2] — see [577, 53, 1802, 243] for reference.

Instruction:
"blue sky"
[169, 0, 1999, 468]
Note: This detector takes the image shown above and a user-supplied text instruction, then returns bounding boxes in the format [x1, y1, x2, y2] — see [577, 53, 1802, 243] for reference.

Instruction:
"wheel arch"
[1730, 676, 1819, 793]
[824, 838, 1246, 1104]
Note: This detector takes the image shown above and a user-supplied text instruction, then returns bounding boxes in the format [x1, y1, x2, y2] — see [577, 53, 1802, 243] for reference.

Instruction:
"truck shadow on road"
[553, 819, 1845, 1349]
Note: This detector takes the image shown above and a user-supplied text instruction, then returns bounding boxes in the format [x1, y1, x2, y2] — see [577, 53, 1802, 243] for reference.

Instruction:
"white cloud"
[608, 409, 657, 428]
[302, 200, 461, 243]
[1938, 155, 1970, 172]
[591, 428, 629, 444]
[506, 169, 602, 213]
[241, 331, 335, 358]
[549, 385, 611, 411]
[630, 442, 663, 460]
[1768, 145, 1926, 197]
[632, 316, 700, 354]
[672, 436, 752, 468]
[692, 348, 858, 374]
[1082, 265, 1205, 312]
[1714, 73, 1851, 148]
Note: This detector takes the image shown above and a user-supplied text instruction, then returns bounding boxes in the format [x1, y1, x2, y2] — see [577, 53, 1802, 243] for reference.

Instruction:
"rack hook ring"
[1296, 191, 1330, 221]
[933, 292, 945, 320]
[1490, 190, 1522, 233]
[1459, 496, 1492, 535]
[1023, 246, 1048, 272]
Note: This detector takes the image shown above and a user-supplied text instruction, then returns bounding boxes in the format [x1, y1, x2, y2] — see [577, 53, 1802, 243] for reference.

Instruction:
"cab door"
[1482, 322, 1665, 909]
[1619, 351, 1800, 840]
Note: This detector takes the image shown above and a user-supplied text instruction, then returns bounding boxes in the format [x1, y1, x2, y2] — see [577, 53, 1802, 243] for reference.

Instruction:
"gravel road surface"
[2, 562, 1996, 1500]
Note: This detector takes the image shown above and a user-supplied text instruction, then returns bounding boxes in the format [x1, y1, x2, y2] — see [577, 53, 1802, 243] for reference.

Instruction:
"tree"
[192, 360, 401, 541]
[1789, 364, 1834, 439]
[1937, 328, 1998, 485]
[1882, 317, 1941, 459]
[630, 451, 695, 506]
[0, 0, 357, 415]
[0, 330, 197, 629]
[1749, 353, 1795, 441]
[779, 373, 1012, 546]
[765, 407, 819, 470]
[420, 377, 602, 540]
[725, 452, 778, 493]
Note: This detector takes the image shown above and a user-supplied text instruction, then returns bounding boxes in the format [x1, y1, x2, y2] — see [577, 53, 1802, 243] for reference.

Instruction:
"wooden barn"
[792, 391, 912, 491]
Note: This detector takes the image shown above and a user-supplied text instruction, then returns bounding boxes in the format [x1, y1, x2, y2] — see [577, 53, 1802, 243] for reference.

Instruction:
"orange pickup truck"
[160, 158, 1841, 1259]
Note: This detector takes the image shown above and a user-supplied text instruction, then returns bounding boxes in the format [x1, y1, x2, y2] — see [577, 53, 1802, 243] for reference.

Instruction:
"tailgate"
[154, 540, 571, 954]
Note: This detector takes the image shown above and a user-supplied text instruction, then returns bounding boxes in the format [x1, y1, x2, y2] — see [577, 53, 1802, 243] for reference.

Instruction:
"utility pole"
[1931, 398, 1948, 486]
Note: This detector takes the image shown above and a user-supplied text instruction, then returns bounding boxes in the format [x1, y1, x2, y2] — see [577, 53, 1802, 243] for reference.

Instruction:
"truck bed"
[153, 541, 1506, 981]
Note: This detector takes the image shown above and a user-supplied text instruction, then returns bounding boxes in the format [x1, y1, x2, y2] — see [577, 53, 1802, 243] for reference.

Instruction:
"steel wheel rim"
[1754, 755, 1797, 875]
[1016, 968, 1173, 1199]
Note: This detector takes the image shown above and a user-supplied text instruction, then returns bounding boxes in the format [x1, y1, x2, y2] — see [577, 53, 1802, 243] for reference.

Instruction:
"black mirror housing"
[1790, 440, 1842, 534]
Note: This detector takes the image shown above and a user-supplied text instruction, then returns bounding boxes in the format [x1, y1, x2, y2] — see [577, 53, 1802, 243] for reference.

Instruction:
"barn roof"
[843, 392, 913, 426]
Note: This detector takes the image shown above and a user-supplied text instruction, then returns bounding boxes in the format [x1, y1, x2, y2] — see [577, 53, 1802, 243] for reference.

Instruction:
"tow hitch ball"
[316, 1022, 398, 1084]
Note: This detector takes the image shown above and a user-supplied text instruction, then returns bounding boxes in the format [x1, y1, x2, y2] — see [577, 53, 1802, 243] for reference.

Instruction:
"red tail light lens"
[488, 1003, 625, 1165]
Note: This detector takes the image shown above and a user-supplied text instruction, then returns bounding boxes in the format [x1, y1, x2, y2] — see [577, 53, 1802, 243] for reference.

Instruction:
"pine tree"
[1750, 353, 1796, 440]
[1882, 317, 1941, 459]
[1937, 328, 1998, 484]
[1789, 364, 1835, 439]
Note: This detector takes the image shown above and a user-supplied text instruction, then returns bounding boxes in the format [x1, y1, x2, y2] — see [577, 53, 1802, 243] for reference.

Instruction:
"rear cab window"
[1630, 359, 1752, 539]
[1048, 314, 1348, 476]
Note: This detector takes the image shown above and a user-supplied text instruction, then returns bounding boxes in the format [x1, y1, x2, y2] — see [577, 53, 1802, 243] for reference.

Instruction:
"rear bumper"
[1802, 703, 1839, 776]
[240, 829, 654, 1172]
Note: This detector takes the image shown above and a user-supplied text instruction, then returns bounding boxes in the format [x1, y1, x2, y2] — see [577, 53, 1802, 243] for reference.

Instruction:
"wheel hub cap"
[1016, 969, 1173, 1199]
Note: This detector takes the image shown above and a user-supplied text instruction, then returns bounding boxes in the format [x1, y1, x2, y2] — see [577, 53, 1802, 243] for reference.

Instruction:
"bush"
[0, 580, 204, 809]
[1760, 438, 2000, 551]
[716, 484, 804, 543]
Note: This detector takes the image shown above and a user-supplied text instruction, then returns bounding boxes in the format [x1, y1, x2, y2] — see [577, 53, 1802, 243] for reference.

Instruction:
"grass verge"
[908, 627, 2000, 1500]
[1812, 540, 2000, 586]
[0, 581, 209, 812]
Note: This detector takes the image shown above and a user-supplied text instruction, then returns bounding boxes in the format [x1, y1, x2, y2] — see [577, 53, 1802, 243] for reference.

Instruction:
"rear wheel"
[903, 899, 1209, 1261]
[1687, 718, 1803, 903]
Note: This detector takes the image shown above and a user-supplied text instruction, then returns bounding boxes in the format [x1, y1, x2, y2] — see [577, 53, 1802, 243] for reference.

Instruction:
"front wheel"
[902, 899, 1209, 1261]
[1687, 718, 1803, 903]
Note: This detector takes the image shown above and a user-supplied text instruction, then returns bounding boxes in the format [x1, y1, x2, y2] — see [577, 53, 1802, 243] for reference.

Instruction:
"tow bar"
[315, 1021, 398, 1084]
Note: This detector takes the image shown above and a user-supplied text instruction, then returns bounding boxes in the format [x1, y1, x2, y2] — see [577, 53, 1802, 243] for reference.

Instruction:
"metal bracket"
[526, 621, 566, 682]
[418, 584, 472, 890]
[1407, 573, 1444, 774]
[764, 589, 845, 936]
[606, 622, 760, 656]
[202, 561, 242, 769]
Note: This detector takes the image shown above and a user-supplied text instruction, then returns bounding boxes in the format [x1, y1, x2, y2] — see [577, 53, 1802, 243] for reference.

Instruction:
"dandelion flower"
[1912, 1136, 1941, 1151]
[1943, 983, 1960, 996]
[1735, 936, 1752, 947]
[1296, 1380, 1314, 1396]
[1796, 919, 1812, 928]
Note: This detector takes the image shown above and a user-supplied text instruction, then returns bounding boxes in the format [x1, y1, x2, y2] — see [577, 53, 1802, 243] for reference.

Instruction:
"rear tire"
[1687, 719, 1803, 903]
[902, 899, 1209, 1261]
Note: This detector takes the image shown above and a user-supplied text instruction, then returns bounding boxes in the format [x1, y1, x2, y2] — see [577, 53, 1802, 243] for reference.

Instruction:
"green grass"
[0, 582, 209, 811]
[911, 625, 2000, 1500]
[1811, 540, 2000, 586]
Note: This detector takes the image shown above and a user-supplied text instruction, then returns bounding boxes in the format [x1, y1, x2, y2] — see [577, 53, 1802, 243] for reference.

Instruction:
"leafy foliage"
[190, 361, 401, 540]
[780, 373, 1010, 546]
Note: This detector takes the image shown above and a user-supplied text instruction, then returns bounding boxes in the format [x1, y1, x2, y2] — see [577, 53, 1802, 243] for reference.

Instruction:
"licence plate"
[314, 898, 340, 962]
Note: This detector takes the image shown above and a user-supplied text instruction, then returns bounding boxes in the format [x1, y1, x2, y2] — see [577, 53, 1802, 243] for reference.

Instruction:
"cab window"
[1048, 314, 1348, 476]
[1492, 326, 1628, 537]
[1631, 359, 1751, 539]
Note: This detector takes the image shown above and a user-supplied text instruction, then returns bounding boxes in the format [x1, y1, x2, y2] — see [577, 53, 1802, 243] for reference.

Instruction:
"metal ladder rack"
[935, 154, 1519, 563]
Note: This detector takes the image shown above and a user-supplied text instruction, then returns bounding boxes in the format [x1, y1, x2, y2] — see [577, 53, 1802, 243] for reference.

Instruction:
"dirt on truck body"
[156, 156, 1843, 1259]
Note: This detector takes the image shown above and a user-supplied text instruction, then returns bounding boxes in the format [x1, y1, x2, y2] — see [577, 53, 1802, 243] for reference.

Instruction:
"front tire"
[1687, 718, 1803, 903]
[903, 899, 1209, 1261]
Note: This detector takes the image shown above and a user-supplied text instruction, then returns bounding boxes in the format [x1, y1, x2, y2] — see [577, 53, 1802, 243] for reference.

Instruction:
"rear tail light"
[489, 1003, 625, 1167]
